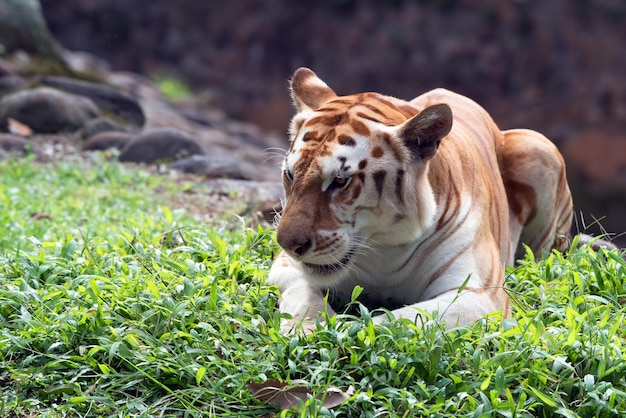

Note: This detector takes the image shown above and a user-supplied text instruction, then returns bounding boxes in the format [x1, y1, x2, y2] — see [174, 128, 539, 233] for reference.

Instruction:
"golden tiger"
[268, 67, 575, 332]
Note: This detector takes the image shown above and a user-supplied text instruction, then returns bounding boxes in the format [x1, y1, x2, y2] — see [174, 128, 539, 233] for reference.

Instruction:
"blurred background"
[32, 0, 626, 244]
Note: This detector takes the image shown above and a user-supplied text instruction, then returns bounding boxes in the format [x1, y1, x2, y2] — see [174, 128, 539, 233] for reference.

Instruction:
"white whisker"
[263, 147, 288, 166]
[265, 183, 286, 227]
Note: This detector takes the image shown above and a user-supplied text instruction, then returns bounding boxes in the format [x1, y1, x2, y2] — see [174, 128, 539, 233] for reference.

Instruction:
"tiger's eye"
[331, 176, 351, 190]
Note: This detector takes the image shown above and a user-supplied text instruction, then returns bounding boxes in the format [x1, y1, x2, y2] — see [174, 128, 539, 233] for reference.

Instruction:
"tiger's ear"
[290, 67, 337, 112]
[398, 104, 452, 162]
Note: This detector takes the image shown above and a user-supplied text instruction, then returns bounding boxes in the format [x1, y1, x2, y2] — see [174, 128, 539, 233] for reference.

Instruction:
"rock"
[62, 50, 111, 79]
[0, 60, 13, 77]
[118, 128, 203, 163]
[84, 131, 134, 151]
[79, 117, 132, 140]
[169, 154, 256, 180]
[223, 120, 284, 150]
[0, 74, 27, 95]
[181, 107, 226, 128]
[0, 87, 99, 133]
[206, 178, 283, 224]
[104, 71, 282, 181]
[0, 133, 30, 153]
[40, 76, 145, 127]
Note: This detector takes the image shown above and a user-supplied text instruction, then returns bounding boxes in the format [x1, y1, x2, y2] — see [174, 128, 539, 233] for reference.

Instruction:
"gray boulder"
[84, 131, 134, 151]
[0, 133, 29, 153]
[0, 87, 99, 133]
[0, 75, 26, 95]
[0, 61, 27, 95]
[169, 154, 256, 180]
[118, 128, 203, 163]
[79, 117, 132, 140]
[40, 76, 145, 127]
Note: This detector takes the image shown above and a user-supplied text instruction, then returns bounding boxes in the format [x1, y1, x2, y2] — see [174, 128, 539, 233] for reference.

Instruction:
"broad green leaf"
[196, 366, 207, 385]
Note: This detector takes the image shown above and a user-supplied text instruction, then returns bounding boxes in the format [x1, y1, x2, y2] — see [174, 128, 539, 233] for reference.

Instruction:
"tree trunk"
[0, 0, 68, 68]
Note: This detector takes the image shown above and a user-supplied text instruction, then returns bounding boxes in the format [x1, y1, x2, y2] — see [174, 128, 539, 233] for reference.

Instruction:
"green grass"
[151, 74, 193, 100]
[1, 156, 625, 417]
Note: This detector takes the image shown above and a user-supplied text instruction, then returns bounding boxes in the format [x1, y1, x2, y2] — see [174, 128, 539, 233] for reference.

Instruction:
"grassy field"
[1, 155, 625, 417]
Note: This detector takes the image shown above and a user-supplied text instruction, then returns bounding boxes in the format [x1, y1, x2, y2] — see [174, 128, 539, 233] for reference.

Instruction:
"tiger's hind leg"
[499, 129, 574, 261]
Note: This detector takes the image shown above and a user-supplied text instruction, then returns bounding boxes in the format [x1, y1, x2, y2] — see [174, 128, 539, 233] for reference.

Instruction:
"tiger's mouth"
[303, 251, 353, 276]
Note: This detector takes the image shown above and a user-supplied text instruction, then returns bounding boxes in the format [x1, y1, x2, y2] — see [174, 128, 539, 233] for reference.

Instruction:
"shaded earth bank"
[19, 0, 626, 245]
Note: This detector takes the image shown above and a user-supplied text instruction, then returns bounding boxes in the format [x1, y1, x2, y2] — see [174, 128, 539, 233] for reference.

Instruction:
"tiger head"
[277, 68, 452, 285]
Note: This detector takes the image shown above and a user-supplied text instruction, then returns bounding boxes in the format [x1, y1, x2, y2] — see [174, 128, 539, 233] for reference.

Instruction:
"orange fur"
[268, 68, 574, 332]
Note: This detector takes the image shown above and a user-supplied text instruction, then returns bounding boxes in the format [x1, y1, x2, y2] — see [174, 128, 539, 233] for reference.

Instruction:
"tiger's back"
[269, 68, 573, 330]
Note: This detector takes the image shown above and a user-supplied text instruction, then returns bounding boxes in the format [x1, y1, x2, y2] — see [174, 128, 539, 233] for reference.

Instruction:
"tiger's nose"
[280, 235, 312, 258]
